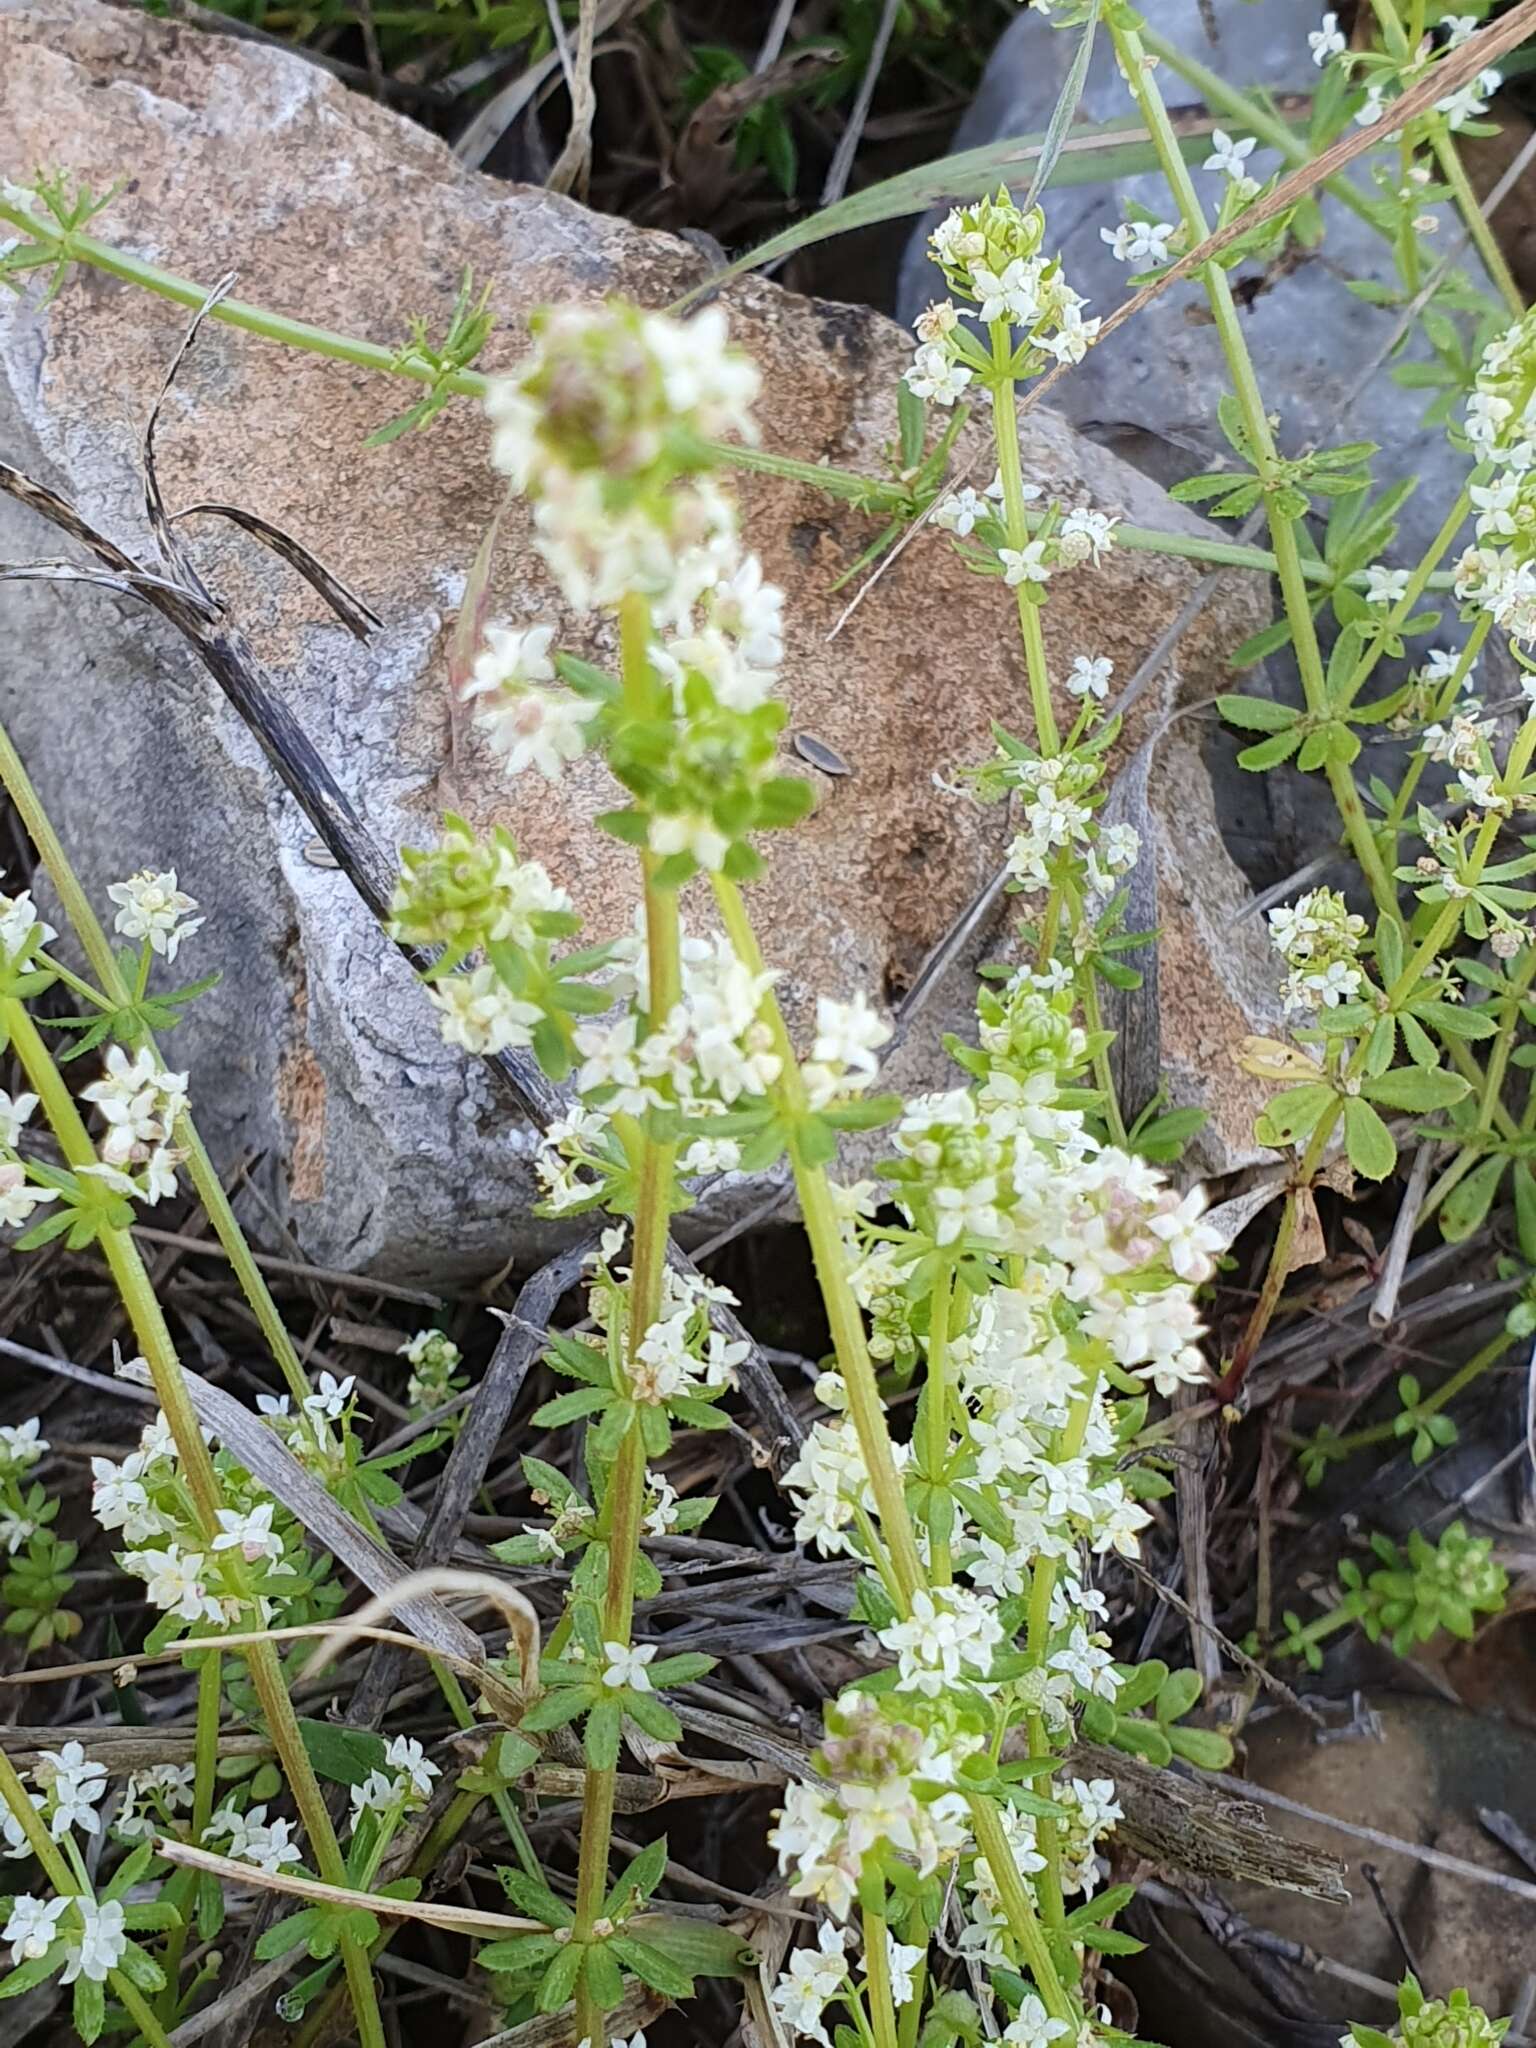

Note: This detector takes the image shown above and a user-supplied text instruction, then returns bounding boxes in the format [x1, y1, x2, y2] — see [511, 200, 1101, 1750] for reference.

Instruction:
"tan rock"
[0, 0, 1280, 1272]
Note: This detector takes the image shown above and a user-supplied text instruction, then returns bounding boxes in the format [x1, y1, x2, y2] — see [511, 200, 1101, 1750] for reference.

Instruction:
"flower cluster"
[91, 1407, 316, 1647]
[907, 191, 1099, 408]
[478, 302, 811, 881]
[77, 1044, 189, 1208]
[1454, 309, 1536, 647]
[767, 1696, 973, 1919]
[350, 1734, 441, 1825]
[1267, 888, 1368, 1015]
[1307, 6, 1501, 132]
[399, 1327, 468, 1423]
[106, 868, 203, 962]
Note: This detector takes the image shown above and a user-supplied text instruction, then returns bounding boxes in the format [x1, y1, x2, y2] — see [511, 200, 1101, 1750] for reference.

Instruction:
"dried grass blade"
[173, 502, 382, 640]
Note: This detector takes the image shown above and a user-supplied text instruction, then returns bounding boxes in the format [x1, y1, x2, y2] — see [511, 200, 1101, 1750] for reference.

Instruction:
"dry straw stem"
[299, 1566, 540, 1690]
[156, 1839, 548, 1936]
[1019, 0, 1536, 424]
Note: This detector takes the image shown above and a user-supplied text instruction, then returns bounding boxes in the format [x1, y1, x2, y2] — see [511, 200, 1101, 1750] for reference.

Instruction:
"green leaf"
[1154, 1667, 1203, 1725]
[607, 1932, 696, 1998]
[1413, 997, 1497, 1040]
[531, 1386, 613, 1427]
[296, 1712, 385, 1794]
[1440, 1152, 1506, 1243]
[1254, 1082, 1335, 1149]
[1513, 1159, 1536, 1265]
[1165, 1724, 1236, 1770]
[1236, 726, 1305, 771]
[535, 1938, 585, 2013]
[609, 1835, 669, 1912]
[1343, 1095, 1396, 1180]
[256, 1909, 324, 1961]
[1361, 1068, 1469, 1112]
[1216, 693, 1298, 734]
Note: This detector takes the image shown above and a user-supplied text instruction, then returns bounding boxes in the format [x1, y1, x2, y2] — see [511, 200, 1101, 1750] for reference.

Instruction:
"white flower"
[80, 1045, 189, 1165]
[3, 1893, 68, 1965]
[302, 1371, 354, 1422]
[38, 1742, 108, 1840]
[107, 870, 204, 962]
[878, 1585, 1003, 1697]
[60, 1898, 126, 1985]
[206, 1802, 301, 1873]
[999, 541, 1052, 587]
[212, 1501, 283, 1564]
[1364, 564, 1410, 606]
[0, 1417, 46, 1475]
[1308, 11, 1346, 64]
[903, 344, 973, 406]
[0, 885, 54, 964]
[383, 1735, 441, 1803]
[802, 993, 892, 1109]
[0, 1089, 37, 1149]
[1004, 1995, 1071, 2048]
[350, 1769, 401, 1821]
[429, 966, 542, 1056]
[465, 621, 556, 696]
[883, 1933, 925, 2005]
[602, 1640, 657, 1692]
[1058, 508, 1118, 567]
[2, 1791, 46, 1859]
[0, 1161, 57, 1230]
[1068, 655, 1113, 701]
[1100, 219, 1175, 266]
[1355, 83, 1388, 126]
[770, 1922, 848, 2047]
[123, 1543, 223, 1625]
[934, 488, 986, 537]
[1203, 129, 1256, 181]
[90, 1456, 160, 1544]
[117, 1763, 195, 1840]
[474, 685, 598, 782]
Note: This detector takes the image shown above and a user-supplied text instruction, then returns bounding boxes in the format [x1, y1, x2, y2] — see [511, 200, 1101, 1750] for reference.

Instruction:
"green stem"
[116, 1976, 179, 2048]
[571, 596, 680, 2042]
[1314, 1324, 1514, 1465]
[710, 874, 925, 1609]
[1113, 18, 1399, 919]
[157, 1651, 222, 2023]
[862, 1908, 900, 2048]
[990, 320, 1060, 757]
[1078, 965, 1127, 1145]
[967, 1796, 1076, 2023]
[1431, 126, 1525, 320]
[0, 714, 313, 1412]
[923, 1261, 955, 1587]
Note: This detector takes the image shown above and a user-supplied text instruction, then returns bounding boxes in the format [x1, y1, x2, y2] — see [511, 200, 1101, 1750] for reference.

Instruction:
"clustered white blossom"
[1267, 888, 1368, 1016]
[1306, 6, 1501, 131]
[1454, 308, 1536, 651]
[77, 1044, 189, 1206]
[2, 1894, 126, 1984]
[90, 1405, 307, 1639]
[350, 1735, 442, 1824]
[908, 192, 1100, 413]
[106, 869, 203, 962]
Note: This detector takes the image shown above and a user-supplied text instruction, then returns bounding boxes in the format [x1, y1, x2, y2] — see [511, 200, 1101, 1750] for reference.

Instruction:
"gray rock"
[0, 0, 1283, 1277]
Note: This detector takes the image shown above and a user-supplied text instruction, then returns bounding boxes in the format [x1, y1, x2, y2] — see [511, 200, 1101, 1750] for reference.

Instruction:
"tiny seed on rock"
[792, 732, 851, 777]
